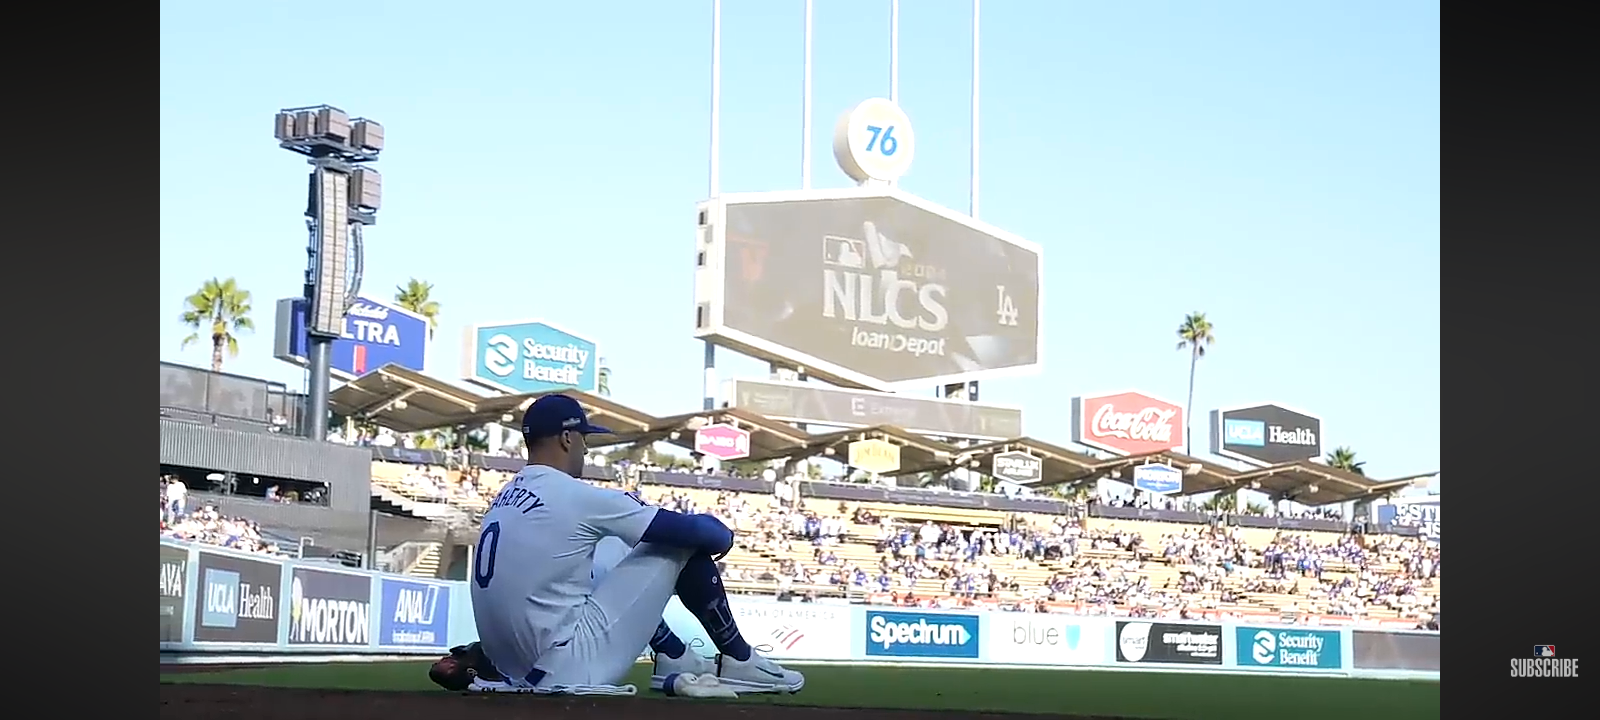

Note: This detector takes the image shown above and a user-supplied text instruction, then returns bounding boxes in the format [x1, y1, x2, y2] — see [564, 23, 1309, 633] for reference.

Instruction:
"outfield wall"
[160, 541, 1438, 679]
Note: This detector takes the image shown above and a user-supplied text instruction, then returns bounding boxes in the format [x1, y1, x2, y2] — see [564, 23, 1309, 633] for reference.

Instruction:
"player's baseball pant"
[532, 538, 692, 687]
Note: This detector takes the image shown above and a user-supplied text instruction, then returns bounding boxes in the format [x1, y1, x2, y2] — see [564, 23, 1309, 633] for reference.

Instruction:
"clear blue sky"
[159, 0, 1439, 479]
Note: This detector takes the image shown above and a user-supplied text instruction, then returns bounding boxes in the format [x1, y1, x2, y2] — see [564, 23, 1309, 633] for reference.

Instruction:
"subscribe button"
[987, 617, 1107, 665]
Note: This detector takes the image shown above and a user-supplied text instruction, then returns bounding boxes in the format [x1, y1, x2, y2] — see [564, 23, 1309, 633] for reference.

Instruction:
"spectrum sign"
[462, 320, 600, 395]
[273, 297, 430, 380]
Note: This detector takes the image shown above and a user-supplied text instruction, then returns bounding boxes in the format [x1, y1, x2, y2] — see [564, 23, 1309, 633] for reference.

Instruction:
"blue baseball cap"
[521, 394, 612, 438]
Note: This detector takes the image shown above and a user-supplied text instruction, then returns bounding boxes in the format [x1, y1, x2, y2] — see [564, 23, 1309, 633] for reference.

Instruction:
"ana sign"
[1131, 464, 1182, 495]
[273, 297, 430, 380]
[694, 423, 751, 461]
[990, 451, 1042, 484]
[694, 187, 1042, 391]
[463, 320, 600, 395]
[848, 438, 902, 474]
[1210, 404, 1322, 466]
[1071, 391, 1184, 456]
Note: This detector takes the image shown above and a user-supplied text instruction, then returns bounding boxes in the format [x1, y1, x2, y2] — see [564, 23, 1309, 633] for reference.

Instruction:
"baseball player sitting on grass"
[429, 394, 805, 697]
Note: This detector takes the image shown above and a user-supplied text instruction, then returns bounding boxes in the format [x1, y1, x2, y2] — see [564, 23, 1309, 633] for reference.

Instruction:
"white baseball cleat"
[714, 651, 805, 694]
[650, 650, 716, 692]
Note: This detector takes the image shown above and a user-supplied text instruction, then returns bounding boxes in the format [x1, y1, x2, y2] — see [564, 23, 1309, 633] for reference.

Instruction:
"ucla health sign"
[273, 297, 430, 380]
[462, 320, 600, 394]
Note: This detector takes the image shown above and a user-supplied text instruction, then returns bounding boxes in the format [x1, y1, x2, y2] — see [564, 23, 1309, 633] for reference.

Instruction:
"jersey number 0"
[473, 521, 501, 589]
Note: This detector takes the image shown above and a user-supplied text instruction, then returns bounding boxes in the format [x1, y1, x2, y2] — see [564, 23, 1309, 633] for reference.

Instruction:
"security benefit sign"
[464, 320, 600, 395]
[848, 438, 902, 474]
[699, 188, 1042, 391]
[1236, 627, 1343, 670]
[730, 601, 853, 661]
[379, 577, 451, 649]
[288, 567, 373, 648]
[193, 552, 282, 644]
[1116, 621, 1223, 665]
[990, 451, 1043, 484]
[159, 545, 188, 643]
[1210, 404, 1322, 466]
[865, 611, 980, 660]
[273, 297, 430, 380]
[987, 616, 1108, 665]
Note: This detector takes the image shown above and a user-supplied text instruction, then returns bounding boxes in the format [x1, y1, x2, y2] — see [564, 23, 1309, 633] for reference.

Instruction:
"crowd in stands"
[160, 477, 288, 556]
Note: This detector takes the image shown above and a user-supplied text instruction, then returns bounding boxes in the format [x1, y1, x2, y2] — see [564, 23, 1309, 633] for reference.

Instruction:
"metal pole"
[305, 337, 332, 440]
[890, 0, 900, 105]
[703, 0, 723, 411]
[967, 0, 982, 404]
[802, 0, 814, 190]
[365, 510, 379, 570]
[970, 0, 981, 221]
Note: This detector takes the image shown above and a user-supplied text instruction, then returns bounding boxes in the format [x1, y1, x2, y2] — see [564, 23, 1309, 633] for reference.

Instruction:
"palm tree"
[179, 278, 255, 372]
[393, 278, 441, 338]
[597, 359, 612, 397]
[1175, 312, 1216, 454]
[1326, 447, 1366, 476]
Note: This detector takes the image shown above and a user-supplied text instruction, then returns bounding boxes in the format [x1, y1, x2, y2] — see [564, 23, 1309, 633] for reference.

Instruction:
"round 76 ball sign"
[833, 98, 916, 184]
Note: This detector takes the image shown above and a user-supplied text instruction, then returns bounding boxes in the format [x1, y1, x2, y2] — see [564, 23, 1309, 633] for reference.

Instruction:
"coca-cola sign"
[1070, 391, 1185, 456]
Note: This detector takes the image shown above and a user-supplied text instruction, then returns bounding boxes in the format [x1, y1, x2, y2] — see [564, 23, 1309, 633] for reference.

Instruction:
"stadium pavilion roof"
[330, 363, 1427, 506]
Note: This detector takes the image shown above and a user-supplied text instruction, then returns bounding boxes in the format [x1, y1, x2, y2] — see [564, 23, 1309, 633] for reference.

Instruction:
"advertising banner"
[1115, 621, 1223, 665]
[726, 378, 1023, 440]
[1376, 498, 1440, 545]
[990, 451, 1043, 484]
[193, 552, 282, 644]
[1352, 630, 1440, 671]
[864, 611, 980, 659]
[1235, 626, 1343, 670]
[1131, 464, 1182, 495]
[987, 616, 1108, 665]
[848, 439, 902, 474]
[160, 545, 188, 643]
[694, 423, 751, 461]
[273, 297, 430, 380]
[378, 578, 451, 649]
[1210, 404, 1323, 466]
[731, 602, 854, 661]
[1071, 392, 1184, 456]
[288, 567, 373, 648]
[462, 320, 600, 395]
[700, 188, 1043, 390]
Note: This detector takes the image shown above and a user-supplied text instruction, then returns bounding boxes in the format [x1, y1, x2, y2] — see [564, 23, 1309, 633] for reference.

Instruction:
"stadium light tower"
[273, 105, 385, 441]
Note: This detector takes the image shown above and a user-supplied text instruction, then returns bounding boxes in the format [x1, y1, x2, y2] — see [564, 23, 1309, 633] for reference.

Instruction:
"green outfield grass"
[161, 662, 1438, 720]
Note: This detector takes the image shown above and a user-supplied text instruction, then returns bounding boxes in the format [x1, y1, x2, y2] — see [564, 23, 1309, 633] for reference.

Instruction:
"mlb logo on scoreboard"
[1534, 645, 1555, 657]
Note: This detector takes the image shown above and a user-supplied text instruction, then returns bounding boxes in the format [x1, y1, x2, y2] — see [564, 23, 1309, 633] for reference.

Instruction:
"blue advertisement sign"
[273, 297, 430, 380]
[463, 319, 600, 394]
[1223, 418, 1266, 446]
[1377, 498, 1440, 544]
[1131, 464, 1182, 495]
[1235, 626, 1343, 669]
[864, 611, 980, 659]
[378, 578, 451, 649]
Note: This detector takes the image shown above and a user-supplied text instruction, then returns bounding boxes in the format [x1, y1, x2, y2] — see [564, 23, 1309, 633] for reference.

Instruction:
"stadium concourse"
[274, 364, 1436, 631]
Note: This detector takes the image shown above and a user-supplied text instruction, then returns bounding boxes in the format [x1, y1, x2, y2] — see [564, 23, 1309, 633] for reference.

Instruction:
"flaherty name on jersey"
[489, 483, 546, 514]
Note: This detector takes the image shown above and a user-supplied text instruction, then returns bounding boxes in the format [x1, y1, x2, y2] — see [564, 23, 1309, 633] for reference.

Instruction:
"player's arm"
[582, 489, 734, 558]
